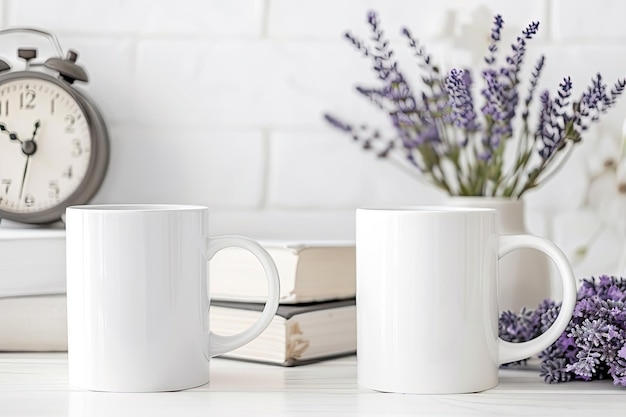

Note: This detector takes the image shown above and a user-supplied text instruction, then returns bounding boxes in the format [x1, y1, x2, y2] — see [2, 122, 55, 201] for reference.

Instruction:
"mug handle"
[205, 235, 280, 356]
[497, 235, 577, 364]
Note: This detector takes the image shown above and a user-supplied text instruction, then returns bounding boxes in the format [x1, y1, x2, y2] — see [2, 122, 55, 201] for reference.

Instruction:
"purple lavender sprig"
[324, 114, 394, 157]
[500, 19, 541, 125]
[325, 11, 626, 197]
[329, 12, 456, 193]
[478, 18, 541, 195]
[445, 69, 480, 137]
[484, 14, 504, 65]
[500, 275, 626, 386]
[523, 55, 546, 122]
[521, 74, 625, 194]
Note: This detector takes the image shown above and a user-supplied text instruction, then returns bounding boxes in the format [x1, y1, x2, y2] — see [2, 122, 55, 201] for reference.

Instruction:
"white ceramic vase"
[445, 197, 553, 312]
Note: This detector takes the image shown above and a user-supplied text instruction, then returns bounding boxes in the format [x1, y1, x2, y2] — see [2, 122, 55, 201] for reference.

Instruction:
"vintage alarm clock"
[0, 28, 109, 224]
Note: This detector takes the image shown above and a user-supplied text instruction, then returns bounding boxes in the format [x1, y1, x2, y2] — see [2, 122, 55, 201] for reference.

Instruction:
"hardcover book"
[210, 298, 356, 366]
[209, 241, 356, 304]
[0, 225, 66, 298]
[0, 295, 67, 351]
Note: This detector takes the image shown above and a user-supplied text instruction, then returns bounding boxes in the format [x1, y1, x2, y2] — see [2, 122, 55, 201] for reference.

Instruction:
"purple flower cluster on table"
[499, 275, 626, 386]
[325, 11, 626, 197]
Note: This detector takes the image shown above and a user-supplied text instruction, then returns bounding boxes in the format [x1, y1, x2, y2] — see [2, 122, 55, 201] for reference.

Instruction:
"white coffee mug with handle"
[66, 204, 280, 392]
[356, 206, 577, 394]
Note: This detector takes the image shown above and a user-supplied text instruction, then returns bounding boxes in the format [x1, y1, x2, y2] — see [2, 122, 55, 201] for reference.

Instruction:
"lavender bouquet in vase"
[325, 11, 625, 197]
[325, 11, 626, 312]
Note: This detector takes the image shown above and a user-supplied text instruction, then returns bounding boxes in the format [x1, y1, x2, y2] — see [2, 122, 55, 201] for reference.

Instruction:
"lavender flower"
[540, 358, 573, 383]
[325, 11, 626, 198]
[537, 77, 573, 160]
[485, 15, 504, 65]
[500, 275, 626, 386]
[323, 114, 393, 157]
[480, 68, 509, 159]
[401, 26, 442, 88]
[445, 69, 480, 136]
[522, 55, 545, 121]
[499, 20, 540, 130]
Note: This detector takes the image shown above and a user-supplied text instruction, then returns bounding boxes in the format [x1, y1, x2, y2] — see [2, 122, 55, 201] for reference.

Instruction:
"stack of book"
[0, 221, 68, 351]
[209, 241, 356, 366]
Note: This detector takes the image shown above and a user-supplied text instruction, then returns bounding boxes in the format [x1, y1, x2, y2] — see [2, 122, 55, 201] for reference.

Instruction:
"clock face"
[0, 75, 93, 217]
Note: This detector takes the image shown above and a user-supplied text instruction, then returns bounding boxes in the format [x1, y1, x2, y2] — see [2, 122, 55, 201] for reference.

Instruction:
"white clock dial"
[0, 76, 92, 215]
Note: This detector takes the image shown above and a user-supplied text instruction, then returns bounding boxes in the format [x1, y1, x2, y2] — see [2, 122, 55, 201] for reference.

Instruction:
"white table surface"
[0, 353, 624, 416]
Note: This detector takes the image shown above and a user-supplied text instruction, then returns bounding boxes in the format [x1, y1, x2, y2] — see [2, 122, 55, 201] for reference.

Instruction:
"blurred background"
[2, 0, 626, 279]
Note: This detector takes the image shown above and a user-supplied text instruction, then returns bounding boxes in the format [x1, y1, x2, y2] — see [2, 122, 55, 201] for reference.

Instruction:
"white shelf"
[0, 353, 623, 416]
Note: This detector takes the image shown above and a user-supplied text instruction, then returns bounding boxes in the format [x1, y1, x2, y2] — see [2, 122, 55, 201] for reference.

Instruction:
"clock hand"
[18, 154, 31, 200]
[30, 120, 40, 141]
[0, 123, 22, 143]
[17, 121, 40, 201]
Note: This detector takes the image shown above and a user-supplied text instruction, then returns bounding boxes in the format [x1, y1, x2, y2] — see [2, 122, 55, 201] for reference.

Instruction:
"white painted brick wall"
[5, 0, 265, 36]
[551, 0, 626, 41]
[268, 129, 443, 209]
[268, 0, 548, 40]
[1, 0, 626, 277]
[96, 126, 266, 208]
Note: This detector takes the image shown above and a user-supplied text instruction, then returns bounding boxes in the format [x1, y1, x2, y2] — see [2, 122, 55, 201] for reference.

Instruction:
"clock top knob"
[17, 48, 37, 62]
[44, 50, 88, 84]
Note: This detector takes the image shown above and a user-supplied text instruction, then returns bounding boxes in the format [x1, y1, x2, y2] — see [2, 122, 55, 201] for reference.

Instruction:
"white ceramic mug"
[356, 207, 577, 394]
[65, 204, 280, 392]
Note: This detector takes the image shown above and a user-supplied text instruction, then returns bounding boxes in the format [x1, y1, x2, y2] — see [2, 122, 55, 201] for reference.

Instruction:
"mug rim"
[67, 204, 208, 212]
[357, 206, 496, 214]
